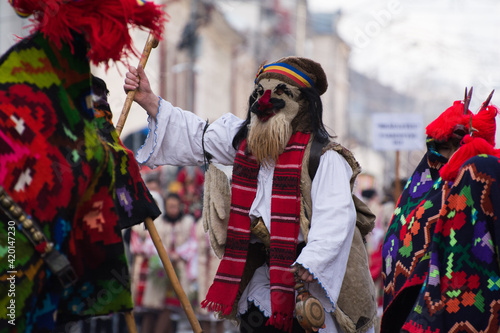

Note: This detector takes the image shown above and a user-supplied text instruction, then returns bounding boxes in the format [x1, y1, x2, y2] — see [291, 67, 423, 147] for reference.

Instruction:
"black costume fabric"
[381, 140, 448, 331]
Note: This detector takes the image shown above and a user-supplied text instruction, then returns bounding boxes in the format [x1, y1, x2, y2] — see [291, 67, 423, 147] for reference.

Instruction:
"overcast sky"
[308, 0, 500, 111]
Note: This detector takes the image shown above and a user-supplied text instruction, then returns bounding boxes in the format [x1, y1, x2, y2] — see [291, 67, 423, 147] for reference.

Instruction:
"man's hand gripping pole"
[116, 33, 159, 136]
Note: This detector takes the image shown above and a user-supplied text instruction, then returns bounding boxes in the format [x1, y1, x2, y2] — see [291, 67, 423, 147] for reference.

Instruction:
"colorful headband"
[254, 62, 315, 88]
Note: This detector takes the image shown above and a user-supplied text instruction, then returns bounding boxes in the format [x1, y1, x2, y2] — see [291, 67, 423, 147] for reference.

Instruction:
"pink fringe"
[200, 300, 233, 316]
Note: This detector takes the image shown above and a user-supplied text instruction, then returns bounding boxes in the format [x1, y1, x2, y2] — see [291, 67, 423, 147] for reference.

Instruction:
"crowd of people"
[127, 165, 224, 333]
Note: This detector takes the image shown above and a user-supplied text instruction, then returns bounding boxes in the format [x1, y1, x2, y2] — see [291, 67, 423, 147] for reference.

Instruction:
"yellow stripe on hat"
[255, 62, 314, 88]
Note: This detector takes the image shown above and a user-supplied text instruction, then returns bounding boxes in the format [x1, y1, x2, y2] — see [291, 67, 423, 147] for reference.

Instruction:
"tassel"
[471, 105, 498, 146]
[266, 312, 293, 333]
[200, 299, 233, 316]
[440, 135, 500, 182]
[426, 101, 472, 142]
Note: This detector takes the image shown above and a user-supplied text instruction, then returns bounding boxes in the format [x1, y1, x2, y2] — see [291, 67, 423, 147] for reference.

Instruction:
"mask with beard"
[247, 78, 304, 166]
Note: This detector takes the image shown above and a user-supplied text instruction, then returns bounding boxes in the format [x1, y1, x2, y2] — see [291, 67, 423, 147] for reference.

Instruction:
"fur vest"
[299, 138, 377, 333]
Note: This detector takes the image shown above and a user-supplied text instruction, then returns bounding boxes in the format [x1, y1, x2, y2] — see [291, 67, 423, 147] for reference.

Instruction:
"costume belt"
[0, 186, 77, 288]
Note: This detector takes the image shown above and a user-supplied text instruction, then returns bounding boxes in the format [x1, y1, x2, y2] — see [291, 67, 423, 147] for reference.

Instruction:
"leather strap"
[308, 137, 326, 180]
[0, 186, 77, 288]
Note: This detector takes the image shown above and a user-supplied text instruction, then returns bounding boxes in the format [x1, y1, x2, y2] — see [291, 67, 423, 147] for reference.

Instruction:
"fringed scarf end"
[266, 312, 293, 333]
[201, 299, 233, 316]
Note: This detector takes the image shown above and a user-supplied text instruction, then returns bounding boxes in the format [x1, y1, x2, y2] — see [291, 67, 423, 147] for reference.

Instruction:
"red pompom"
[426, 101, 472, 142]
[440, 135, 500, 181]
[471, 105, 498, 146]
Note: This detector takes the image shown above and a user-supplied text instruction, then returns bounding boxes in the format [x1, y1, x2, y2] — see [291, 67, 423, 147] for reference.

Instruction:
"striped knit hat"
[255, 57, 328, 96]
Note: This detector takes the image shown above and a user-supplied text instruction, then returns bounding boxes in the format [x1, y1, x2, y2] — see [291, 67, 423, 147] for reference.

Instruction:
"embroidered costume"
[0, 0, 164, 331]
[381, 139, 448, 331]
[403, 154, 500, 332]
[382, 91, 500, 332]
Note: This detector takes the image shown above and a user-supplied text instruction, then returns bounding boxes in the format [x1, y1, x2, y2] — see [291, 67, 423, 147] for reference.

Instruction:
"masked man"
[124, 57, 376, 333]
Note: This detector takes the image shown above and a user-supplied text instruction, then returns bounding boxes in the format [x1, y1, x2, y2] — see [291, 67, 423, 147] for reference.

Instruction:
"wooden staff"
[116, 33, 159, 136]
[124, 312, 138, 333]
[117, 32, 203, 333]
[145, 216, 202, 332]
[394, 150, 401, 203]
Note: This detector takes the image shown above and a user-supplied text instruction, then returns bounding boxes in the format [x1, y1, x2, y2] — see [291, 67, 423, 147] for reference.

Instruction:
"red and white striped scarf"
[202, 131, 310, 332]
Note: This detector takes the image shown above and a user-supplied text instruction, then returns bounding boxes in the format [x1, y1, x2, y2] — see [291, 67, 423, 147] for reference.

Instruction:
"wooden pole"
[116, 33, 203, 333]
[145, 217, 203, 332]
[116, 33, 159, 136]
[124, 311, 138, 333]
[394, 150, 401, 203]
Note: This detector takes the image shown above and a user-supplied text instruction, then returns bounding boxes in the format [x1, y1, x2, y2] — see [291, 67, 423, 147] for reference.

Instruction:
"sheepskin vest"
[299, 137, 377, 333]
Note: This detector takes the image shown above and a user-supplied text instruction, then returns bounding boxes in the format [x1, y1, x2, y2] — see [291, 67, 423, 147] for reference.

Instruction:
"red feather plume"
[9, 0, 167, 66]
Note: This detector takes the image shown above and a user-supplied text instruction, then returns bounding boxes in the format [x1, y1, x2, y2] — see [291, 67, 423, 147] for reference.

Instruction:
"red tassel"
[35, 241, 48, 253]
[426, 101, 472, 142]
[200, 299, 233, 316]
[440, 135, 500, 181]
[471, 105, 498, 146]
[266, 312, 293, 333]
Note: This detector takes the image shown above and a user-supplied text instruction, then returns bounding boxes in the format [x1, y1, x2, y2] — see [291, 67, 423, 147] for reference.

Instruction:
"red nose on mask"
[258, 90, 273, 111]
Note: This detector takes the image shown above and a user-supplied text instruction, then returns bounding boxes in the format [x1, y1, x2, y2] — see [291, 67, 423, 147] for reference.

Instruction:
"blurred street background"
[2, 0, 499, 193]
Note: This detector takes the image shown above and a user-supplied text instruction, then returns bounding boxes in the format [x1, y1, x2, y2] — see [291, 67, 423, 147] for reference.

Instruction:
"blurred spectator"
[130, 193, 195, 333]
[363, 180, 407, 318]
[145, 177, 162, 196]
[195, 218, 224, 333]
[177, 166, 205, 220]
